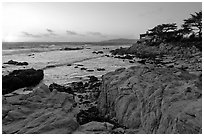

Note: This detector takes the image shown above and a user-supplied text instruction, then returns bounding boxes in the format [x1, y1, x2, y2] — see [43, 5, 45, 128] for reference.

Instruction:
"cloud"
[46, 28, 57, 36]
[66, 30, 78, 35]
[22, 32, 42, 38]
[22, 29, 57, 38]
[46, 28, 54, 33]
[87, 32, 107, 37]
[66, 30, 84, 36]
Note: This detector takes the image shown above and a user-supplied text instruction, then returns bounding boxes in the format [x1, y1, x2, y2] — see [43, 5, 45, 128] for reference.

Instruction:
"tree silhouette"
[182, 11, 202, 38]
[148, 23, 178, 41]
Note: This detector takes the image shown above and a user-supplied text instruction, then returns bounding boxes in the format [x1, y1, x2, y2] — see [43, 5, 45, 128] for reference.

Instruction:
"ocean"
[2, 42, 139, 86]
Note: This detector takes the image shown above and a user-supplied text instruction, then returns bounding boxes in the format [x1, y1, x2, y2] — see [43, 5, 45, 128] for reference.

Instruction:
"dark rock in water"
[97, 51, 104, 54]
[67, 64, 72, 66]
[137, 59, 146, 64]
[97, 68, 106, 71]
[71, 82, 85, 93]
[46, 65, 56, 68]
[28, 54, 34, 56]
[2, 68, 44, 95]
[61, 47, 83, 51]
[84, 82, 89, 88]
[49, 83, 73, 94]
[4, 60, 29, 66]
[105, 54, 110, 57]
[89, 76, 98, 83]
[77, 64, 84, 66]
[81, 67, 87, 70]
[74, 66, 79, 68]
[87, 69, 94, 72]
[129, 60, 134, 63]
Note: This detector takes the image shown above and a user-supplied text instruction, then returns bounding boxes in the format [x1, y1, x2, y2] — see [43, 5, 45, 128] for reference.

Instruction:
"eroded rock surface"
[97, 65, 202, 134]
[2, 83, 79, 134]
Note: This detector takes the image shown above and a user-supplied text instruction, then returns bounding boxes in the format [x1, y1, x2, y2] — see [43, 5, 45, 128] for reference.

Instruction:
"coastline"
[2, 41, 202, 134]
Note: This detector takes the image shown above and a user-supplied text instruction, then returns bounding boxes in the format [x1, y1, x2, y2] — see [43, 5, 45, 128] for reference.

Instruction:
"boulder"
[73, 121, 114, 134]
[89, 76, 98, 83]
[86, 69, 94, 72]
[49, 83, 73, 94]
[80, 67, 87, 70]
[2, 83, 79, 134]
[76, 106, 101, 125]
[97, 68, 106, 71]
[61, 47, 83, 51]
[2, 69, 44, 95]
[97, 65, 202, 134]
[4, 60, 29, 66]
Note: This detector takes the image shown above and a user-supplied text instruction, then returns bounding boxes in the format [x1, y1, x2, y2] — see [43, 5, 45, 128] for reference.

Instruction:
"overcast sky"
[2, 2, 202, 42]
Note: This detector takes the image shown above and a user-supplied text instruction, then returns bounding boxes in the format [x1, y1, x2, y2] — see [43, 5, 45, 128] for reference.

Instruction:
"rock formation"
[4, 60, 29, 66]
[2, 83, 79, 134]
[2, 69, 44, 95]
[97, 65, 202, 134]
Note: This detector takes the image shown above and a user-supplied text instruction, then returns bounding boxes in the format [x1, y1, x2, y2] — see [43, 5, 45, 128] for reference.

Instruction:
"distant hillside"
[100, 38, 138, 44]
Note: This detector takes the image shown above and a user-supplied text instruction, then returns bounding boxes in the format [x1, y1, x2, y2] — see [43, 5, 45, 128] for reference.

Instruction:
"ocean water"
[2, 43, 139, 86]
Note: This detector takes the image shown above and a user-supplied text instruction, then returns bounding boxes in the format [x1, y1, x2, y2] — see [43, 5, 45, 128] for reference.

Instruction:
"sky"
[2, 2, 202, 42]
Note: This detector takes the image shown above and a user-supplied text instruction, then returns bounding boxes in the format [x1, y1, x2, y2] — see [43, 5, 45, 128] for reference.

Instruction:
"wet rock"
[67, 64, 72, 66]
[49, 83, 73, 94]
[76, 64, 84, 66]
[97, 68, 105, 71]
[80, 67, 87, 70]
[97, 65, 202, 134]
[76, 106, 101, 125]
[71, 82, 84, 93]
[89, 76, 98, 83]
[129, 60, 134, 63]
[97, 51, 104, 54]
[137, 59, 146, 64]
[28, 54, 35, 57]
[2, 68, 44, 95]
[2, 83, 79, 134]
[4, 60, 29, 66]
[86, 69, 94, 72]
[61, 47, 83, 51]
[46, 65, 57, 68]
[88, 82, 101, 90]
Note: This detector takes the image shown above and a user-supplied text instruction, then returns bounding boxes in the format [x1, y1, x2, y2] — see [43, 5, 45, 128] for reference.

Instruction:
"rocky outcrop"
[60, 47, 83, 51]
[2, 83, 79, 134]
[4, 60, 29, 66]
[73, 121, 114, 134]
[2, 69, 44, 95]
[97, 65, 202, 134]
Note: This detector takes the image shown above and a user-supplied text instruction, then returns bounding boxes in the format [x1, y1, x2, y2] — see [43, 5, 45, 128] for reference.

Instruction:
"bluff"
[97, 65, 202, 134]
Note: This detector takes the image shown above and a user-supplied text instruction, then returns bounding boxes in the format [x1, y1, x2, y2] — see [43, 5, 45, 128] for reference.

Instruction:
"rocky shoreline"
[2, 40, 202, 134]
